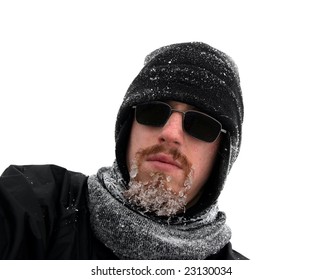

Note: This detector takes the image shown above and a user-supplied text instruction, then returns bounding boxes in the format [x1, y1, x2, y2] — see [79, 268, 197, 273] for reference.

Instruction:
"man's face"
[125, 101, 221, 215]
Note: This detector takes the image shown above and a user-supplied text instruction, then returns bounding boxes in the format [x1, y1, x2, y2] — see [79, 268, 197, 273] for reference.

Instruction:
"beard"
[123, 144, 194, 217]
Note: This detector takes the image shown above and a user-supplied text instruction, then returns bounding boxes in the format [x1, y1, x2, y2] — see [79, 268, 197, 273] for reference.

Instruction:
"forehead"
[166, 100, 196, 111]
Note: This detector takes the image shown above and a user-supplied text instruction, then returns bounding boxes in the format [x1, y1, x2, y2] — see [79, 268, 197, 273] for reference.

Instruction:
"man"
[0, 42, 246, 259]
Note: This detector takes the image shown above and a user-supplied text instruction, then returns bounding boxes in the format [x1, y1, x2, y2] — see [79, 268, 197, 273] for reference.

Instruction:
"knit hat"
[115, 42, 243, 213]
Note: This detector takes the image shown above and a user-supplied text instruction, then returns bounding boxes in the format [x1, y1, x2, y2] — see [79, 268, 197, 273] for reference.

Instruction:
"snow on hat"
[115, 42, 243, 211]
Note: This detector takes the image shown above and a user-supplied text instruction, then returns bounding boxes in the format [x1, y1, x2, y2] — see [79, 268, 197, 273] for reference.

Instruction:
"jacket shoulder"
[1, 164, 87, 206]
[1, 164, 85, 181]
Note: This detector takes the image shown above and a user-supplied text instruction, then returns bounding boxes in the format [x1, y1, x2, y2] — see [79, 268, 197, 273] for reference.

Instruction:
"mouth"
[146, 153, 182, 171]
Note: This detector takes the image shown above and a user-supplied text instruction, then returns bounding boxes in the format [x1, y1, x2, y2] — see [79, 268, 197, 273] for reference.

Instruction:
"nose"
[158, 111, 184, 146]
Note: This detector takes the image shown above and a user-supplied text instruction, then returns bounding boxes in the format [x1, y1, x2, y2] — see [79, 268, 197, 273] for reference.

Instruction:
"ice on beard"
[123, 163, 194, 217]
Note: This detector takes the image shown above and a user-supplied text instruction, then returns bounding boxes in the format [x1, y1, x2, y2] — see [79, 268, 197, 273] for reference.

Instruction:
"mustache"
[135, 144, 192, 174]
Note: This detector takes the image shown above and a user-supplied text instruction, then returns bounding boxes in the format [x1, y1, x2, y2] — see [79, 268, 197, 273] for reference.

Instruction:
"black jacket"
[0, 165, 247, 260]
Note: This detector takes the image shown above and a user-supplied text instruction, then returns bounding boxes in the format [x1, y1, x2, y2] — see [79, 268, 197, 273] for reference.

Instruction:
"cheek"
[191, 144, 217, 173]
[127, 124, 140, 169]
[127, 122, 156, 169]
[188, 143, 219, 197]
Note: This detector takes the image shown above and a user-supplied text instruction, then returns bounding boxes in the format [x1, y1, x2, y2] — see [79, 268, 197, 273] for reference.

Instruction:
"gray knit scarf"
[87, 162, 231, 259]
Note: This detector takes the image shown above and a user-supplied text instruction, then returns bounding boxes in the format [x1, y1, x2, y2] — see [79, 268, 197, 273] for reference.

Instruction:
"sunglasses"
[133, 101, 226, 142]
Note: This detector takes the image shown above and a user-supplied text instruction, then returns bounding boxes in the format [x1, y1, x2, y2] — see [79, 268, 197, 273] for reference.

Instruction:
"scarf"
[87, 162, 231, 259]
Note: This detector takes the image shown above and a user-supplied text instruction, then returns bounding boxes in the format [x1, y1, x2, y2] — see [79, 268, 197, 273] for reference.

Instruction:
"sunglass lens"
[135, 103, 170, 126]
[184, 112, 222, 142]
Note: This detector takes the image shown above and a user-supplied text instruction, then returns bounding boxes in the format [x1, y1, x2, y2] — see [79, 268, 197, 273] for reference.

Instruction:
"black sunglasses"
[132, 101, 226, 142]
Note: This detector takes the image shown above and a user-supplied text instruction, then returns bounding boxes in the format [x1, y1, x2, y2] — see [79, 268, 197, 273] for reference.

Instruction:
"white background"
[1, 0, 322, 277]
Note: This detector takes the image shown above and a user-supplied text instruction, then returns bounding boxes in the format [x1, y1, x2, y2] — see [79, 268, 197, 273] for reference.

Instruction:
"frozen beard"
[123, 145, 194, 217]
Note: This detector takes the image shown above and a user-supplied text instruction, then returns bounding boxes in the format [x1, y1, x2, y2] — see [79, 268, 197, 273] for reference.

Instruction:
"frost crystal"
[183, 169, 194, 190]
[129, 160, 138, 178]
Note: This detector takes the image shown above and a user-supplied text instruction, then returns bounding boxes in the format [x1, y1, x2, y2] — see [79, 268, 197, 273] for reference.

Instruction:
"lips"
[146, 153, 182, 170]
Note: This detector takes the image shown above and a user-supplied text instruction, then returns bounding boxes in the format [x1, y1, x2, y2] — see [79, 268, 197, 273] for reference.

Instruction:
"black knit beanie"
[115, 42, 243, 213]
